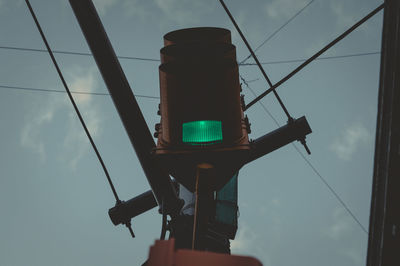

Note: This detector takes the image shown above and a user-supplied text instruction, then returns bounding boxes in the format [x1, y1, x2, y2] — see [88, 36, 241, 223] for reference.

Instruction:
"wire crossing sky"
[241, 75, 369, 234]
[0, 44, 379, 65]
[5, 0, 379, 235]
[25, 0, 122, 205]
[239, 0, 316, 64]
[244, 3, 384, 109]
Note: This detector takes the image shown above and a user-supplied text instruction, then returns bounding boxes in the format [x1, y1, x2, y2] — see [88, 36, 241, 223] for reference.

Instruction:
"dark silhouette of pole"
[69, 0, 182, 215]
[367, 1, 400, 265]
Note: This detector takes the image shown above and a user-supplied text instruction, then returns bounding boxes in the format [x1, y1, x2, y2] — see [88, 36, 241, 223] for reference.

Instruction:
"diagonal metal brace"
[69, 0, 182, 215]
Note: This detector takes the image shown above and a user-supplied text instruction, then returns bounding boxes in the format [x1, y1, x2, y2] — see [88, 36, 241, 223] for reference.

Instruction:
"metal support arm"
[109, 190, 157, 226]
[69, 0, 182, 214]
[246, 116, 312, 164]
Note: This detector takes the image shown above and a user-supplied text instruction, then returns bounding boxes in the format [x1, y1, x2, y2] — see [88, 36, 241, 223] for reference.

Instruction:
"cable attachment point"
[244, 115, 251, 134]
[109, 199, 138, 238]
[287, 116, 295, 124]
[299, 137, 311, 155]
[125, 220, 136, 238]
[287, 117, 311, 155]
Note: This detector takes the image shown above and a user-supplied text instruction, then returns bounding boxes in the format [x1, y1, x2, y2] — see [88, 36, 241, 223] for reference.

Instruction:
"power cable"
[240, 76, 369, 235]
[240, 0, 315, 64]
[1, 45, 380, 66]
[245, 3, 385, 110]
[25, 0, 121, 203]
[0, 84, 160, 99]
[240, 76, 279, 125]
[218, 0, 293, 121]
[0, 45, 160, 62]
[291, 144, 369, 234]
[239, 51, 380, 66]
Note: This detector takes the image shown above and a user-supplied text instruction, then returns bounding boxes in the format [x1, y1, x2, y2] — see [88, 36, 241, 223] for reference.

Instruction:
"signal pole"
[367, 0, 400, 265]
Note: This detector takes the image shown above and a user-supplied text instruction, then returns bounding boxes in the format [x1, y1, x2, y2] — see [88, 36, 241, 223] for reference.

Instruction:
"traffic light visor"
[182, 120, 223, 145]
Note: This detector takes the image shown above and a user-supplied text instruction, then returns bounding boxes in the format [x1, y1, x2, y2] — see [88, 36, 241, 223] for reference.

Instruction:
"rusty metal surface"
[163, 27, 232, 46]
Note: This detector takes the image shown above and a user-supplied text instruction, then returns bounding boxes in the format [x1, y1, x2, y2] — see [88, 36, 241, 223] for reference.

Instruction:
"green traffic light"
[182, 120, 223, 145]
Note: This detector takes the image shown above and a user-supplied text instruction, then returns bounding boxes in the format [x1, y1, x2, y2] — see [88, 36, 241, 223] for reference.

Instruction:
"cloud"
[328, 1, 381, 35]
[93, 0, 119, 15]
[230, 222, 256, 252]
[20, 102, 57, 162]
[330, 123, 370, 160]
[20, 67, 102, 169]
[324, 207, 365, 265]
[63, 108, 101, 169]
[329, 2, 358, 32]
[325, 208, 352, 240]
[92, 0, 153, 22]
[123, 0, 216, 27]
[68, 68, 96, 105]
[63, 68, 102, 169]
[264, 0, 309, 20]
[91, 0, 213, 26]
[121, 0, 153, 21]
[153, 0, 214, 26]
[231, 198, 284, 265]
[0, 0, 24, 12]
[232, 221, 274, 265]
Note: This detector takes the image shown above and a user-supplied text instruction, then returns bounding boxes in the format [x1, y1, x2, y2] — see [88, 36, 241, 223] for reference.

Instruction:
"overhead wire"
[291, 144, 369, 234]
[0, 84, 160, 99]
[237, 0, 379, 235]
[218, 0, 293, 121]
[240, 76, 369, 235]
[20, 0, 376, 236]
[240, 0, 315, 64]
[243, 0, 377, 237]
[245, 3, 385, 110]
[240, 76, 279, 125]
[25, 0, 121, 203]
[1, 49, 380, 99]
[0, 45, 160, 62]
[239, 51, 381, 66]
[0, 45, 380, 67]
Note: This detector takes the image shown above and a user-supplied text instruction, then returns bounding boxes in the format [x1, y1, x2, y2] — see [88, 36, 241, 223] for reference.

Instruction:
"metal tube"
[246, 116, 312, 164]
[109, 190, 157, 226]
[69, 0, 182, 214]
[192, 163, 214, 250]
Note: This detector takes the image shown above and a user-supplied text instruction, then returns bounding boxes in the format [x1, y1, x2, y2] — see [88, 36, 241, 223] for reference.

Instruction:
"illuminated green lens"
[182, 120, 223, 145]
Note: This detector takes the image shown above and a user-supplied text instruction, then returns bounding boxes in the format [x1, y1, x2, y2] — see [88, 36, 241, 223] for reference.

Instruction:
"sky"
[0, 0, 384, 265]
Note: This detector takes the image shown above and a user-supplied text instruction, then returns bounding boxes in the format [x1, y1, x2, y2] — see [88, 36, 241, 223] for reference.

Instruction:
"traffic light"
[154, 27, 250, 192]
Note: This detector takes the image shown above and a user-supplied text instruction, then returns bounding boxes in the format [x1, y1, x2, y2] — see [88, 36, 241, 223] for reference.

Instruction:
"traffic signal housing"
[154, 27, 250, 192]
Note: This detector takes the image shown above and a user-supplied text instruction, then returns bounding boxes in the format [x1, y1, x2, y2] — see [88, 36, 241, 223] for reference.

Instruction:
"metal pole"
[192, 163, 214, 250]
[246, 116, 311, 164]
[108, 190, 157, 226]
[68, 0, 182, 214]
[367, 1, 400, 265]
